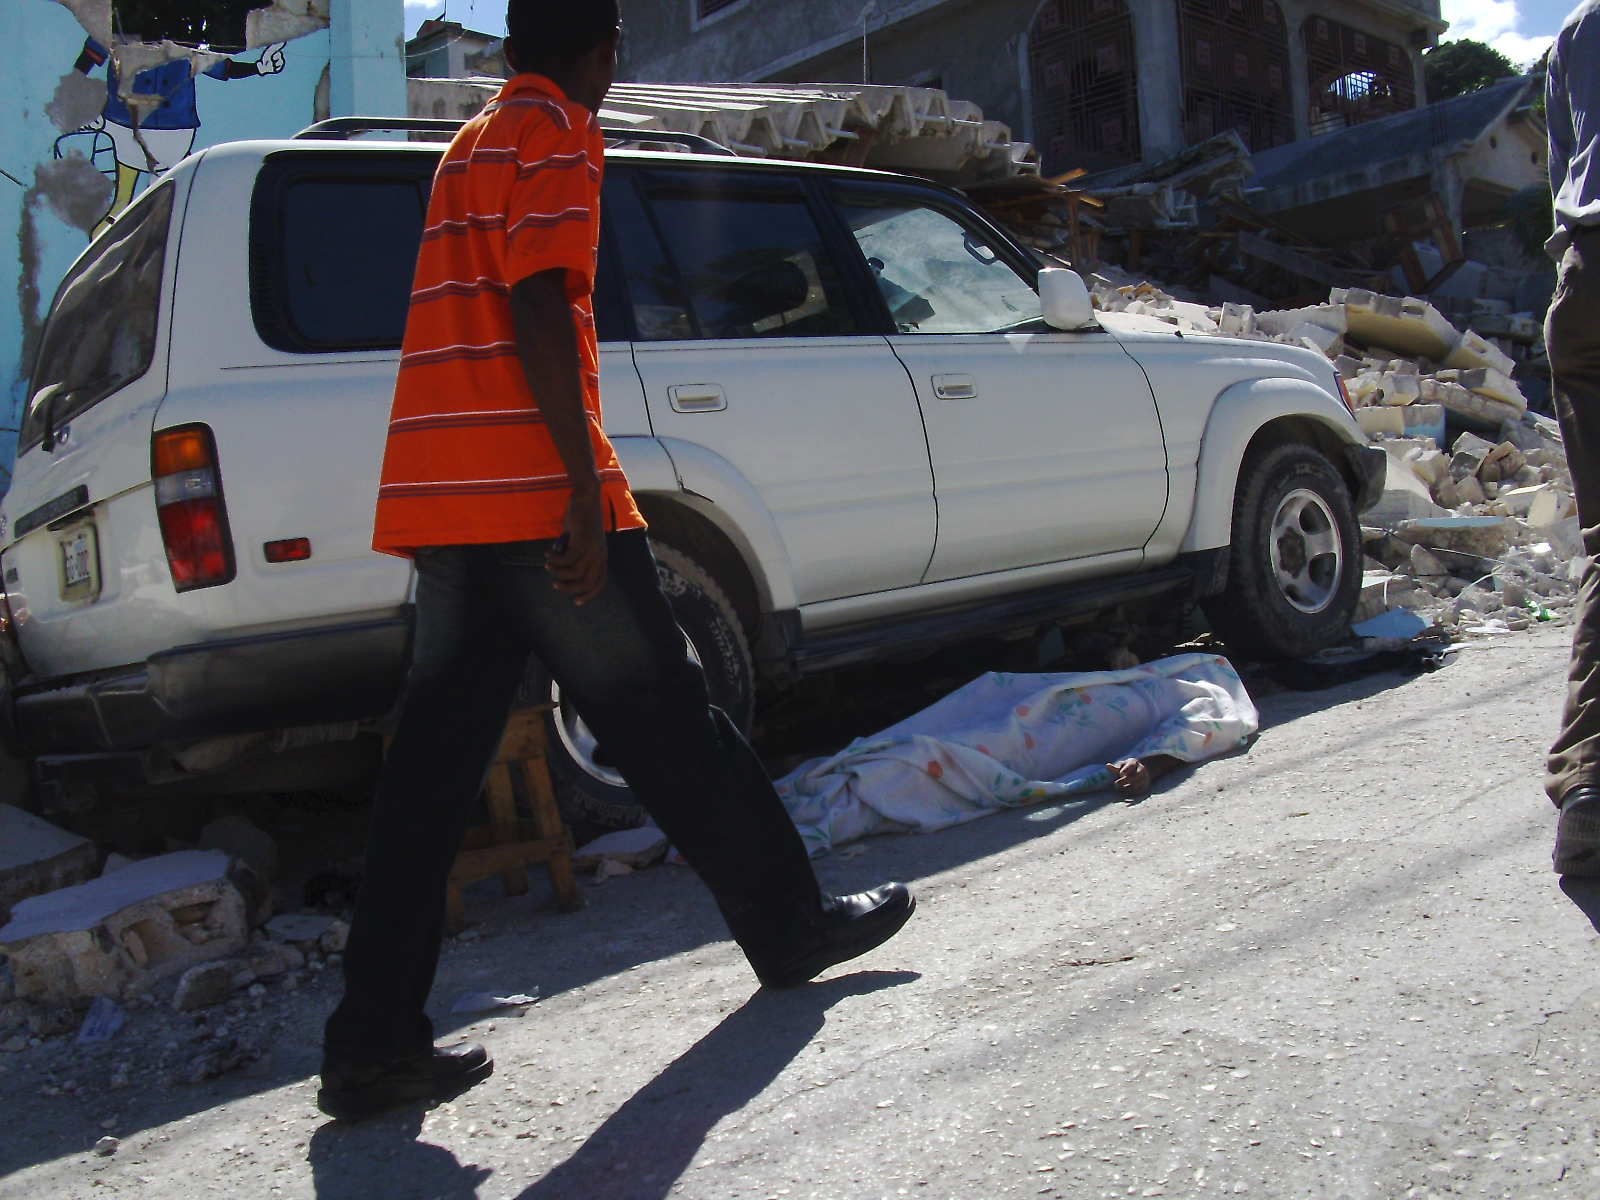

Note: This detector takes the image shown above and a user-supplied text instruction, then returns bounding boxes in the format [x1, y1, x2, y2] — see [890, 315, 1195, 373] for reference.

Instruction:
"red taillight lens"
[153, 425, 234, 592]
[1336, 376, 1356, 417]
[263, 537, 312, 563]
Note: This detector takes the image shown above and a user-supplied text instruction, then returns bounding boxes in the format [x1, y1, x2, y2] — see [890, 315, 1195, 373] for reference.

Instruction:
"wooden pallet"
[446, 705, 583, 932]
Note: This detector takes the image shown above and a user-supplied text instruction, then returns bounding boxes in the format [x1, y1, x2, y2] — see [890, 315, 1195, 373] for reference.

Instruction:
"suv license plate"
[59, 524, 100, 603]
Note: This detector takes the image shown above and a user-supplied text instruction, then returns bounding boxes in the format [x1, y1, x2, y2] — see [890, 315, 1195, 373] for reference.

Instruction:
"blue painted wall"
[0, 0, 403, 487]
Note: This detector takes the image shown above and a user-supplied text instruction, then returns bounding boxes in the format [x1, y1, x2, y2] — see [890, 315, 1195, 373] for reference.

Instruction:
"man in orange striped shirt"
[318, 1, 914, 1122]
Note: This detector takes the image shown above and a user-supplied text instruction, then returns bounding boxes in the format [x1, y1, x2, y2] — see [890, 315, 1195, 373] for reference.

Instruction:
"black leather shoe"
[730, 883, 916, 989]
[317, 1042, 493, 1122]
[1555, 785, 1600, 876]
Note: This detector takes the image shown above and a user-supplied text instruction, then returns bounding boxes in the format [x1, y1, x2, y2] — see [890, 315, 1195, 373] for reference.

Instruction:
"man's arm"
[510, 268, 606, 604]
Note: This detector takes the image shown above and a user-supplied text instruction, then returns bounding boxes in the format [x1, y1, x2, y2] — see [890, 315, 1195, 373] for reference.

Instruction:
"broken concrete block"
[1379, 371, 1422, 406]
[199, 815, 278, 882]
[264, 913, 339, 948]
[1498, 484, 1551, 519]
[1218, 303, 1255, 336]
[1356, 404, 1444, 444]
[1419, 379, 1525, 432]
[1432, 367, 1527, 413]
[1409, 544, 1448, 579]
[1476, 441, 1527, 485]
[1403, 447, 1449, 487]
[0, 851, 249, 1004]
[1392, 515, 1519, 561]
[1445, 329, 1517, 377]
[1357, 571, 1420, 622]
[172, 961, 238, 1013]
[1331, 289, 1459, 361]
[1255, 304, 1349, 337]
[1290, 323, 1343, 357]
[0, 805, 97, 925]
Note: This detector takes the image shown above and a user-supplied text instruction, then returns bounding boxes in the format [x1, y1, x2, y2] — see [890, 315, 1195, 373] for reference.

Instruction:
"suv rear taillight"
[153, 425, 235, 592]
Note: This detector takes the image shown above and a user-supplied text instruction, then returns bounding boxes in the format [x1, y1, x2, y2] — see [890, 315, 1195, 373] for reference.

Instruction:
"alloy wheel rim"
[1268, 488, 1343, 615]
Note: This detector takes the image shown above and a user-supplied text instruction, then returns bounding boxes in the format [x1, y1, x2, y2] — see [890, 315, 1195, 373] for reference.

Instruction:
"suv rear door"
[612, 166, 936, 605]
[4, 181, 180, 678]
[829, 183, 1170, 584]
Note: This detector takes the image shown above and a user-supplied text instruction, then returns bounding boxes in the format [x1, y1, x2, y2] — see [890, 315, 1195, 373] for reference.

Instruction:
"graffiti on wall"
[41, 1, 329, 235]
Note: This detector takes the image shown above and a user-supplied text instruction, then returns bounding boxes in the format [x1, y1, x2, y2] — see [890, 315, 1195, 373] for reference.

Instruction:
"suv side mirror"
[1039, 268, 1097, 331]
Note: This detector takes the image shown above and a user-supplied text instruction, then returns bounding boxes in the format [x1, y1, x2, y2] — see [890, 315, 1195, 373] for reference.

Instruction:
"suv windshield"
[22, 184, 174, 451]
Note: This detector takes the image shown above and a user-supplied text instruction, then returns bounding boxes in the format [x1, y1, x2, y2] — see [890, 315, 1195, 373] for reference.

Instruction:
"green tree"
[1423, 39, 1517, 102]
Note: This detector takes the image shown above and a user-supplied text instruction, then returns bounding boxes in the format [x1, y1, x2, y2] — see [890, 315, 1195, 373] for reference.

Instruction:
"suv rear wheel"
[538, 542, 755, 830]
[1203, 443, 1360, 660]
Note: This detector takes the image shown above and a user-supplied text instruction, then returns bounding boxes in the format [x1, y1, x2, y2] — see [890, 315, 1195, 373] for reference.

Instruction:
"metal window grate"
[1178, 0, 1294, 152]
[1303, 16, 1415, 135]
[699, 0, 742, 16]
[1029, 0, 1141, 174]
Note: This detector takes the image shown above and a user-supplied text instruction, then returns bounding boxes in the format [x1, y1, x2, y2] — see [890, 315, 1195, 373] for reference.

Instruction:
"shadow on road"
[303, 970, 917, 1200]
[1559, 874, 1600, 931]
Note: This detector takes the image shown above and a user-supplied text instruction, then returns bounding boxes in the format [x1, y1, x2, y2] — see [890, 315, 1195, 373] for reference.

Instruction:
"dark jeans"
[1547, 229, 1600, 804]
[324, 530, 820, 1064]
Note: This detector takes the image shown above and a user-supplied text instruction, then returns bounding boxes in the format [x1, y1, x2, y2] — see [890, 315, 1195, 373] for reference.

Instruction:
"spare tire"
[532, 541, 755, 830]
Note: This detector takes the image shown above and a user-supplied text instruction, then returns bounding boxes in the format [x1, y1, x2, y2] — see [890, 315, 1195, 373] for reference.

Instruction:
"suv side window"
[250, 154, 434, 352]
[624, 170, 862, 340]
[834, 189, 1043, 334]
[22, 183, 174, 452]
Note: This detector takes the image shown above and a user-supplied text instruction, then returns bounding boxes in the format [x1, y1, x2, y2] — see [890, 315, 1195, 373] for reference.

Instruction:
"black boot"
[1555, 785, 1600, 876]
[720, 883, 916, 988]
[317, 1042, 493, 1121]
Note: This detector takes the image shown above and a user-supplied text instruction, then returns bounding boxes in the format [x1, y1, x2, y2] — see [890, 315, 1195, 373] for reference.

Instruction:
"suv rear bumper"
[13, 616, 411, 755]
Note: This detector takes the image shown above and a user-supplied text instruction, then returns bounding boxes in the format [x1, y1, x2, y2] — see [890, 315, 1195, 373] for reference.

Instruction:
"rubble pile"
[1087, 276, 1584, 635]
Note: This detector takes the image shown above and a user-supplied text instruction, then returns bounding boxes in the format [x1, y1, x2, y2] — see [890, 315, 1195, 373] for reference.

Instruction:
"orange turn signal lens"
[153, 428, 214, 477]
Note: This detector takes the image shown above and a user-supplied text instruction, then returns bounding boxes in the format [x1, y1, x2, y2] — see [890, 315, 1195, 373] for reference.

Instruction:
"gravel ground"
[2, 623, 1597, 1200]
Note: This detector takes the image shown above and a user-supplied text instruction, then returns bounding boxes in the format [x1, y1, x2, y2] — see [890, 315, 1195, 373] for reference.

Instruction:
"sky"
[403, 1, 1575, 70]
[1441, 0, 1570, 68]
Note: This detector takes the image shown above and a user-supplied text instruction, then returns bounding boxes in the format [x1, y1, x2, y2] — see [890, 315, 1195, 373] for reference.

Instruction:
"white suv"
[0, 120, 1383, 825]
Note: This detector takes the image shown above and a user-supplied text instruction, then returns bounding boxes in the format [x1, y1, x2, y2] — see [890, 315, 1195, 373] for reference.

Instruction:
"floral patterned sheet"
[775, 653, 1258, 858]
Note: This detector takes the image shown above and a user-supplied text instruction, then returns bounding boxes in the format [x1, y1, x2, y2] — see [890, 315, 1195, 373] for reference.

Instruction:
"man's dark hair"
[505, 1, 620, 69]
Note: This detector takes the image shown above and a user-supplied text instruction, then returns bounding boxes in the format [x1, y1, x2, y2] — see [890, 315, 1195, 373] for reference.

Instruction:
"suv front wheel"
[1203, 442, 1361, 660]
[538, 541, 755, 830]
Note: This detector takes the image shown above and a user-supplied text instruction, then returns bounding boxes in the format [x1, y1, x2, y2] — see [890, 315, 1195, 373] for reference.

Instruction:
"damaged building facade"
[622, 0, 1447, 174]
[0, 0, 406, 476]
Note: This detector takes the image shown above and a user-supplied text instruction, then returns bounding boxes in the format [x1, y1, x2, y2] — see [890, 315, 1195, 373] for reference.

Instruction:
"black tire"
[536, 541, 755, 830]
[1202, 442, 1361, 660]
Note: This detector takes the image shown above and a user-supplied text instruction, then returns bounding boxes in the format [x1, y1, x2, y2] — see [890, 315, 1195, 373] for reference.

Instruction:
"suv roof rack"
[295, 117, 737, 156]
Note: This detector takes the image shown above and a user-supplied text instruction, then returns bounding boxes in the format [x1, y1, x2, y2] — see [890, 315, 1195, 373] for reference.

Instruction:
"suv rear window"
[22, 183, 174, 452]
[250, 154, 434, 352]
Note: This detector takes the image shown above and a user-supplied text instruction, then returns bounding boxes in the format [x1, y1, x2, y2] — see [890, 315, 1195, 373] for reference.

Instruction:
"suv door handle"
[668, 384, 727, 413]
[932, 374, 977, 400]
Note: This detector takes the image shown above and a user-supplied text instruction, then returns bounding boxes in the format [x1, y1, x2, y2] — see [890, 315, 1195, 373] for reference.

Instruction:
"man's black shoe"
[732, 883, 916, 989]
[317, 1042, 493, 1122]
[1555, 785, 1600, 876]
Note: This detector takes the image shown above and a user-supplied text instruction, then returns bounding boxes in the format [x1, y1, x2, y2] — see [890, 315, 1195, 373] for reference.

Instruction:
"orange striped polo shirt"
[372, 73, 645, 557]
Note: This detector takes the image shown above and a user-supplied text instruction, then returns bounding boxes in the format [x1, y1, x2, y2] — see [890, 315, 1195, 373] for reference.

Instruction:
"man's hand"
[1108, 758, 1151, 799]
[546, 489, 607, 604]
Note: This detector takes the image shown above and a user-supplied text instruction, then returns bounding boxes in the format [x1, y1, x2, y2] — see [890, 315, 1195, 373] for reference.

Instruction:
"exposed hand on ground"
[1108, 758, 1151, 799]
[546, 492, 607, 605]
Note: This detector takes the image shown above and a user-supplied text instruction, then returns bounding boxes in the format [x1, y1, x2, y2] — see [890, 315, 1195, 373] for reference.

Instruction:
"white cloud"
[1441, 0, 1554, 69]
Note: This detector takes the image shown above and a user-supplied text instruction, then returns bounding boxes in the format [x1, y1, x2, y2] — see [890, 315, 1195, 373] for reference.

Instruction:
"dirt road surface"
[3, 623, 1598, 1199]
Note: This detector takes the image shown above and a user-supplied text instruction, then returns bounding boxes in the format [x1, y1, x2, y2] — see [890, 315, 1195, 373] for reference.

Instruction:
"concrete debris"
[1331, 289, 1459, 362]
[0, 805, 97, 925]
[94, 1135, 119, 1157]
[0, 851, 250, 1004]
[199, 815, 278, 882]
[263, 913, 339, 948]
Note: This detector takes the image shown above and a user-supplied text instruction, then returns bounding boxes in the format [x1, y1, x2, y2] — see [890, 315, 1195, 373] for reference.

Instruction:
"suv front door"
[613, 167, 936, 605]
[831, 184, 1170, 584]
